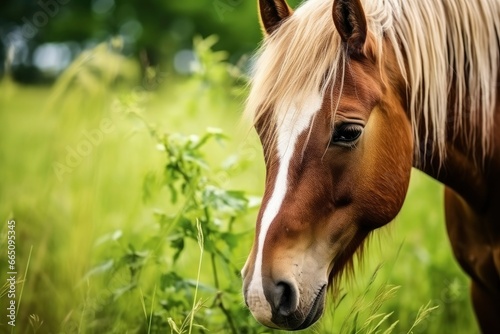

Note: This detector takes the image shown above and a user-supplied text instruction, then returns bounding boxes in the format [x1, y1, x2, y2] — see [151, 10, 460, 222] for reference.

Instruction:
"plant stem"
[215, 292, 238, 334]
[188, 221, 204, 334]
[211, 254, 238, 334]
[14, 245, 33, 334]
[211, 252, 220, 289]
[148, 284, 156, 334]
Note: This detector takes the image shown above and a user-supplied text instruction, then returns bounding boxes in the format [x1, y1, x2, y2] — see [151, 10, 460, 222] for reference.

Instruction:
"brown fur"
[258, 0, 293, 35]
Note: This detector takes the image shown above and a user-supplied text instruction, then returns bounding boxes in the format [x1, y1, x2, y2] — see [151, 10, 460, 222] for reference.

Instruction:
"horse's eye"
[330, 123, 363, 146]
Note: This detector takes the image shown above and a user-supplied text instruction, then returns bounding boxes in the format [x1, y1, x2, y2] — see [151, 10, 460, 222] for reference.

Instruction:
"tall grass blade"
[383, 320, 399, 334]
[406, 301, 439, 334]
[188, 220, 204, 334]
[17, 245, 33, 314]
[139, 288, 148, 320]
[148, 284, 157, 334]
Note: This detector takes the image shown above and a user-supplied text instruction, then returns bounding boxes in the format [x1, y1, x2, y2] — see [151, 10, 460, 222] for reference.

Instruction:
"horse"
[240, 0, 500, 332]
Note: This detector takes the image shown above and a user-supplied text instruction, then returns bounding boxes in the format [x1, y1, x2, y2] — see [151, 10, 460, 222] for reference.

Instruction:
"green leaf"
[201, 186, 248, 213]
[81, 260, 114, 281]
[220, 232, 244, 250]
[160, 272, 184, 289]
[94, 230, 123, 246]
[170, 237, 185, 263]
[113, 283, 137, 300]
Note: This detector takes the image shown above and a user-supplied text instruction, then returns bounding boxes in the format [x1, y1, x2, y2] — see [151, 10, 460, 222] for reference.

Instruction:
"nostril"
[273, 281, 298, 316]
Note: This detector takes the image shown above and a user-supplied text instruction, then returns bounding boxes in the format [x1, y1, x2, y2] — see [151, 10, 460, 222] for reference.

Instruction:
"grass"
[0, 39, 478, 333]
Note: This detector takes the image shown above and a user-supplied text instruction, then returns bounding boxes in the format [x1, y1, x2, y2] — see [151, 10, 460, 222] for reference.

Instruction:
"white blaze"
[246, 94, 322, 322]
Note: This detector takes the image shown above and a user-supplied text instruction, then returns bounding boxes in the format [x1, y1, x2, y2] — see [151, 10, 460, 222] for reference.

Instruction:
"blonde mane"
[245, 0, 500, 163]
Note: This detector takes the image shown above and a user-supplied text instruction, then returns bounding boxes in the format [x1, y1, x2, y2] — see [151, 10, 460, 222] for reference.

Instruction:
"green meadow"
[0, 38, 478, 333]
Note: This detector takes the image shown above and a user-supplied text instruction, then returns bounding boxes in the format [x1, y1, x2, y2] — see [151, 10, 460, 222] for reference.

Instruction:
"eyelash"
[330, 123, 363, 147]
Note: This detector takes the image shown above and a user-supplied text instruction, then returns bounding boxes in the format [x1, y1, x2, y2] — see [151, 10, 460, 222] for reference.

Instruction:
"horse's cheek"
[356, 107, 413, 228]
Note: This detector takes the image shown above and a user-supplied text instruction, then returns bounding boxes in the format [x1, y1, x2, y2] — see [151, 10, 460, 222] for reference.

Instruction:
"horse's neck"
[416, 93, 500, 213]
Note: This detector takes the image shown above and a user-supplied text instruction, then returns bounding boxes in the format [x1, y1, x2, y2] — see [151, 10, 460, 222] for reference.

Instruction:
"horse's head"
[242, 0, 413, 330]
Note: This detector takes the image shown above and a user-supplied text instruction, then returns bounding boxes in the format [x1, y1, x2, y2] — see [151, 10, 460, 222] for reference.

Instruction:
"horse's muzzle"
[270, 283, 327, 330]
[244, 278, 327, 331]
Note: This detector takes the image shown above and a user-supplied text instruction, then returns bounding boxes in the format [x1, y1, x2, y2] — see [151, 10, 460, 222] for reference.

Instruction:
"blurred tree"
[0, 0, 303, 82]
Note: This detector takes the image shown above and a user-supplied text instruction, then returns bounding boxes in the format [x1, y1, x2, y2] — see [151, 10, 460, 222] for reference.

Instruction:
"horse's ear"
[259, 0, 293, 35]
[332, 0, 368, 55]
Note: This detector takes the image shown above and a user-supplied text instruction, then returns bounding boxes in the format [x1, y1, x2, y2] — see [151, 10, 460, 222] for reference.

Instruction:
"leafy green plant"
[141, 125, 260, 333]
[83, 120, 261, 333]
